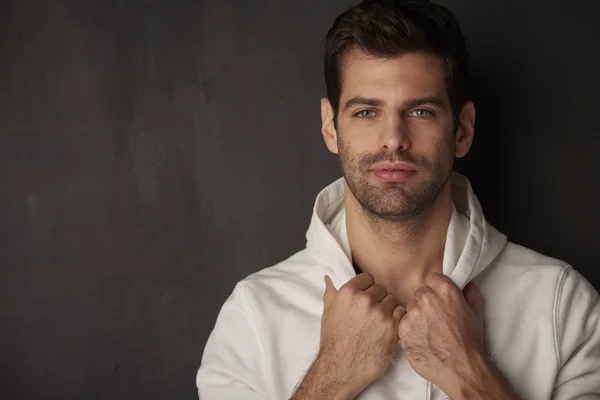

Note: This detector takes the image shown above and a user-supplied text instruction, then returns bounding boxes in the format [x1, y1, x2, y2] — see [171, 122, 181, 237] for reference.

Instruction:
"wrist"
[445, 351, 517, 400]
[291, 354, 357, 400]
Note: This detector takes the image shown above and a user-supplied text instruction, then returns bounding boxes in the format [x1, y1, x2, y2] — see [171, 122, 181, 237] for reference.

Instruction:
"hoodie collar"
[305, 172, 507, 290]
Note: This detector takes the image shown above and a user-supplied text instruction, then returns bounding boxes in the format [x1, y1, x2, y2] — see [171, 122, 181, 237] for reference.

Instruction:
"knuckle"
[420, 291, 435, 304]
[386, 296, 398, 308]
[358, 272, 374, 285]
[374, 305, 388, 320]
[438, 281, 455, 295]
[339, 285, 355, 298]
[357, 291, 373, 306]
[398, 319, 408, 335]
[374, 284, 388, 295]
[336, 289, 349, 301]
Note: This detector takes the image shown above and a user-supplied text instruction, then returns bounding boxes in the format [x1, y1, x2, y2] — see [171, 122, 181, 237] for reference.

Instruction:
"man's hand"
[319, 273, 406, 396]
[397, 273, 518, 399]
[397, 273, 486, 397]
[294, 273, 406, 399]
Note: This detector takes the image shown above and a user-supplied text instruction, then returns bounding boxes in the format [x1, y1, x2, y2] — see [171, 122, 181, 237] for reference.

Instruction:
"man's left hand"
[397, 272, 489, 397]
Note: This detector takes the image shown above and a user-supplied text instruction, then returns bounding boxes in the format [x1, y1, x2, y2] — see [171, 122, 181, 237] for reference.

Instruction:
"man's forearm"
[448, 352, 518, 400]
[290, 355, 356, 400]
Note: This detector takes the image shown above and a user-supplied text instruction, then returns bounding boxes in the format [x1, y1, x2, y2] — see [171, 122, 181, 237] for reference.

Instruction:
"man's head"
[320, 0, 475, 219]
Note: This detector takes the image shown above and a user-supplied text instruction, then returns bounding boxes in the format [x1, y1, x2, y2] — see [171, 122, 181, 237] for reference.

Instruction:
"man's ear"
[455, 101, 475, 159]
[321, 97, 339, 155]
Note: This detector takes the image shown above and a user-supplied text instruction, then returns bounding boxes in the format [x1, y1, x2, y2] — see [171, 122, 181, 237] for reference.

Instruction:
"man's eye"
[354, 110, 376, 119]
[410, 109, 433, 118]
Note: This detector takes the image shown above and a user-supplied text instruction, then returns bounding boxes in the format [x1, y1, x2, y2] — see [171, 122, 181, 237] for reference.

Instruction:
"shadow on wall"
[454, 65, 522, 233]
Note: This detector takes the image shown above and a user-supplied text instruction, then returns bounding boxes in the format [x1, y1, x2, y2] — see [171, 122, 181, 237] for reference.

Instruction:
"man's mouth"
[364, 159, 419, 184]
[370, 161, 417, 172]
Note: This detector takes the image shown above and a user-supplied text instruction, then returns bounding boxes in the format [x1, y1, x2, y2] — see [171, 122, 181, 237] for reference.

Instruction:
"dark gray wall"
[1, 0, 599, 398]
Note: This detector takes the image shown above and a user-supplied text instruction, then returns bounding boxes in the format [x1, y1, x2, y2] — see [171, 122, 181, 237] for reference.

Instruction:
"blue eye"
[354, 110, 376, 119]
[410, 109, 433, 118]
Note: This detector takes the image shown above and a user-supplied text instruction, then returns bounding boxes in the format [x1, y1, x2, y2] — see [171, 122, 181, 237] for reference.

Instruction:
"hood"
[305, 172, 507, 290]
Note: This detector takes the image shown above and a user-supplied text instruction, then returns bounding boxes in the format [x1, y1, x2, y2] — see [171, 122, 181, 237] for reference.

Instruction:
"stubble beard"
[338, 136, 455, 221]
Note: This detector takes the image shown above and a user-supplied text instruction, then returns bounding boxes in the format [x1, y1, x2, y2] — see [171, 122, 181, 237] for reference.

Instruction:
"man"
[196, 0, 600, 398]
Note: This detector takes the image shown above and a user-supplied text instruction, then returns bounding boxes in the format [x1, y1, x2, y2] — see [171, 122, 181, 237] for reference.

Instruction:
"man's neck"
[345, 180, 453, 296]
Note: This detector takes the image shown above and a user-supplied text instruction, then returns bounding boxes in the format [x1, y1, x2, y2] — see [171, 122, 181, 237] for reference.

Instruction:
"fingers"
[380, 294, 399, 314]
[424, 272, 448, 286]
[365, 284, 388, 303]
[425, 272, 459, 294]
[323, 275, 337, 308]
[463, 280, 483, 317]
[346, 272, 376, 291]
[392, 304, 406, 323]
[394, 305, 407, 346]
[413, 286, 434, 302]
[405, 299, 418, 314]
[324, 275, 336, 293]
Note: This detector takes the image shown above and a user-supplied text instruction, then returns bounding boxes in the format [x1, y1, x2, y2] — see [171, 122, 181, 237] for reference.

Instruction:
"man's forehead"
[339, 48, 448, 100]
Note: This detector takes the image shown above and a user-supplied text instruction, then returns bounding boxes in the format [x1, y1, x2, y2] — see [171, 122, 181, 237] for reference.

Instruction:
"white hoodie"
[196, 173, 600, 399]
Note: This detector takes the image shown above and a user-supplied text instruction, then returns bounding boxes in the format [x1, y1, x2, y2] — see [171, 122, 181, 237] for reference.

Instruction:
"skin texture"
[399, 272, 517, 400]
[322, 48, 470, 221]
[292, 273, 405, 400]
[291, 48, 517, 399]
[320, 48, 476, 306]
[399, 273, 485, 396]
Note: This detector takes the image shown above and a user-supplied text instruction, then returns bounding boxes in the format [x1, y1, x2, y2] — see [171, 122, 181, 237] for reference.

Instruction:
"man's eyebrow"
[341, 95, 447, 113]
[403, 96, 446, 109]
[341, 97, 383, 112]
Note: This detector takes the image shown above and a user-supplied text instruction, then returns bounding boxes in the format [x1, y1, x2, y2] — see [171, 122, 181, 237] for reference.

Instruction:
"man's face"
[324, 49, 460, 219]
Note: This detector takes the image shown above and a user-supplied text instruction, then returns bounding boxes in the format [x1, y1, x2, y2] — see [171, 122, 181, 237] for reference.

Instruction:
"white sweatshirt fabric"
[196, 173, 600, 399]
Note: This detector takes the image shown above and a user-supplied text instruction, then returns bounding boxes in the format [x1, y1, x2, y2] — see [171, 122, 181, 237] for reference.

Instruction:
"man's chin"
[367, 175, 419, 191]
[363, 204, 423, 219]
[357, 193, 418, 216]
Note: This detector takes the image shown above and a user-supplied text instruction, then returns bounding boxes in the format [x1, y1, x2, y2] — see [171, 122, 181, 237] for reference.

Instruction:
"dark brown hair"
[324, 0, 469, 127]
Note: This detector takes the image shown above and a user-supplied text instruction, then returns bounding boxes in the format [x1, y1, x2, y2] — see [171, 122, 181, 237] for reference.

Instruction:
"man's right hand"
[312, 273, 406, 398]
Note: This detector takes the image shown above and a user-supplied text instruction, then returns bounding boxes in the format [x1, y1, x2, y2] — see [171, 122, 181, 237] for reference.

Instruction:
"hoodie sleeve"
[552, 266, 600, 399]
[196, 282, 269, 400]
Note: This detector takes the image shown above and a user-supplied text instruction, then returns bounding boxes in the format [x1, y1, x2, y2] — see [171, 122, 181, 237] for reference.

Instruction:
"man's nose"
[379, 115, 411, 152]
